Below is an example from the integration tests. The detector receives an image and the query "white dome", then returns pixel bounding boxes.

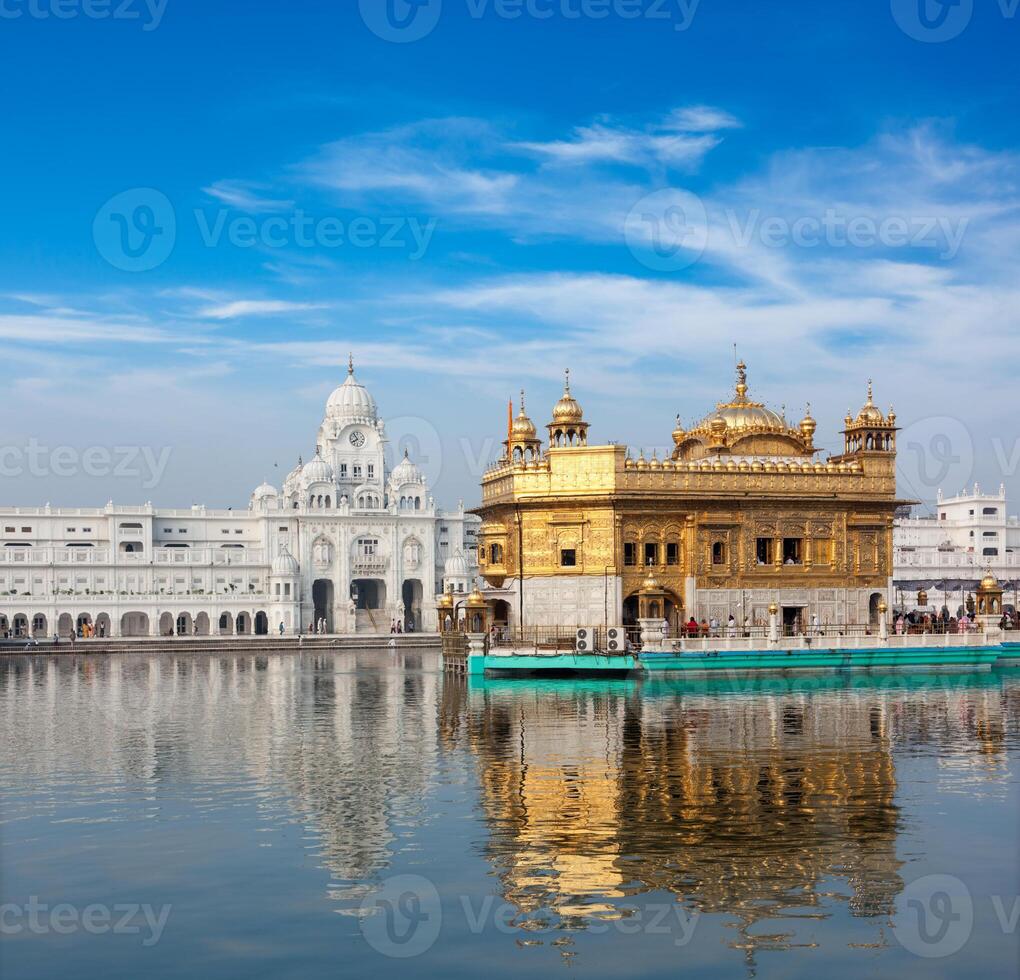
[271,547,300,577]
[301,451,334,485]
[444,549,469,577]
[389,449,424,487]
[283,458,304,493]
[251,481,278,500]
[326,357,377,423]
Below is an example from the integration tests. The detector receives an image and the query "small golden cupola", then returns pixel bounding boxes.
[671,414,686,448]
[505,390,543,464]
[799,403,817,449]
[547,369,589,447]
[841,380,898,454]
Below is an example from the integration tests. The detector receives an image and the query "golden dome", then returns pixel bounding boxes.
[855,380,885,424]
[466,587,488,609]
[672,414,685,443]
[511,390,537,439]
[694,362,789,437]
[551,369,584,424]
[640,573,662,593]
[799,403,817,439]
[980,570,1000,591]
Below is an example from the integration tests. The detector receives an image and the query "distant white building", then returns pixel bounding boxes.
[0,359,479,639]
[894,483,1019,614]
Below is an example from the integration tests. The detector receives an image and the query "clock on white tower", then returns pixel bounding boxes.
[349,431,366,448]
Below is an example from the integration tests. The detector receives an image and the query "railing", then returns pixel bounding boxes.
[0,547,266,565]
[664,621,983,640]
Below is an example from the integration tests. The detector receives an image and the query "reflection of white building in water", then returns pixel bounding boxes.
[0,359,479,638]
[894,484,1020,613]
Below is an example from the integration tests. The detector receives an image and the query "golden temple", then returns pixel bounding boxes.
[474,363,904,630]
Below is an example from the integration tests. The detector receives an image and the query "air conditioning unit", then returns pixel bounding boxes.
[605,626,625,653]
[575,627,593,653]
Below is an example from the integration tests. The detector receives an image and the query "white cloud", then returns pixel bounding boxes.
[302,118,519,215]
[196,300,328,320]
[513,124,720,169]
[203,180,295,212]
[664,105,742,133]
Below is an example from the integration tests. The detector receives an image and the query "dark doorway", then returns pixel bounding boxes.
[352,578,385,610]
[401,579,423,631]
[782,606,804,634]
[313,579,334,632]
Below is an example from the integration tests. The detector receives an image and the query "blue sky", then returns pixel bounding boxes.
[1,0,1018,510]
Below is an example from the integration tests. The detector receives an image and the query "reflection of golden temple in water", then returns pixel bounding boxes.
[454,681,913,960]
[2,653,1018,966]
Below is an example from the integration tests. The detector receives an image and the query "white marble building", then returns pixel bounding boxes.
[894,483,1019,613]
[0,360,479,639]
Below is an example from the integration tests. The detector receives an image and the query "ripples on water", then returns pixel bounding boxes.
[1,652,1018,979]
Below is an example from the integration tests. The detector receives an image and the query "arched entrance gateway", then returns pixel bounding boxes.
[312,579,334,632]
[492,600,511,631]
[869,593,884,628]
[402,579,423,631]
[624,587,682,630]
[121,612,149,637]
[352,579,386,609]
[254,611,269,636]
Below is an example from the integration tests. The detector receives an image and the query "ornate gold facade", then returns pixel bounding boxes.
[474,364,904,627]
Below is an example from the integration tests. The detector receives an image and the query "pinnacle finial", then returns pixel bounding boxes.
[519,388,526,414]
[735,360,748,401]
[564,368,571,394]
[348,352,354,375]
[867,378,873,402]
